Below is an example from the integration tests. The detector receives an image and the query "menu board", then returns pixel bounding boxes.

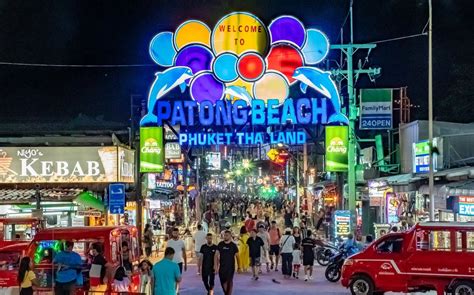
[334,210,351,238]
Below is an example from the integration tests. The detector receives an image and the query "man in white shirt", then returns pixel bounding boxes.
[279,228,296,279]
[166,228,187,274]
[193,224,207,275]
[257,225,271,272]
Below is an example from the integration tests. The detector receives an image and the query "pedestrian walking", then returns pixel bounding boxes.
[231,207,238,224]
[279,228,295,279]
[166,228,188,274]
[139,260,153,295]
[291,244,301,279]
[153,247,182,295]
[237,226,250,272]
[301,230,316,281]
[143,224,154,258]
[215,230,240,295]
[193,224,207,275]
[247,229,264,280]
[257,224,271,272]
[268,221,281,271]
[200,233,218,295]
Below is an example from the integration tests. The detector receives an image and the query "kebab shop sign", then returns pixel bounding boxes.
[0,146,134,183]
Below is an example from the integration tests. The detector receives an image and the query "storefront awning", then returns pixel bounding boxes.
[444,181,474,197]
[0,188,83,204]
[74,191,105,211]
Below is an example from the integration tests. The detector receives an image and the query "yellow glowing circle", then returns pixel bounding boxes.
[174,20,211,50]
[253,71,289,104]
[212,12,269,56]
[225,78,253,102]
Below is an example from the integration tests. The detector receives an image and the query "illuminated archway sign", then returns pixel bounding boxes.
[143,12,347,146]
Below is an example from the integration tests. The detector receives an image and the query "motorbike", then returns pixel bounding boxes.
[325,247,352,282]
[315,240,339,266]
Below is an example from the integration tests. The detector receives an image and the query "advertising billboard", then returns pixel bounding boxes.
[359,88,393,130]
[205,152,221,170]
[458,196,474,216]
[412,138,442,173]
[140,127,164,173]
[0,146,134,183]
[334,210,351,238]
[325,126,349,172]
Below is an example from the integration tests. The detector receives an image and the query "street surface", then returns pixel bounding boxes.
[176,264,437,295]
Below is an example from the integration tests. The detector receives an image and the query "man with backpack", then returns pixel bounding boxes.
[268,221,281,271]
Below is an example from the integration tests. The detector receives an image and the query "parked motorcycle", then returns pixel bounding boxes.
[325,248,350,282]
[315,241,339,266]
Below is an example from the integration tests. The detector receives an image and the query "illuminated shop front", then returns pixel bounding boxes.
[0,146,135,226]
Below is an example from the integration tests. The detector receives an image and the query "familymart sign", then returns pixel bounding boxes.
[359,89,393,130]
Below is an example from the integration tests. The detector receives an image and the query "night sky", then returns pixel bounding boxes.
[0,0,471,124]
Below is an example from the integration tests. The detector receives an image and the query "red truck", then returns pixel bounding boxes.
[341,222,474,295]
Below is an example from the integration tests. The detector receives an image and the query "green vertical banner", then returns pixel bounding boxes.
[325,126,349,172]
[140,127,164,173]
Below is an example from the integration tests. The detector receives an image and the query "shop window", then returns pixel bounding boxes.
[376,236,404,253]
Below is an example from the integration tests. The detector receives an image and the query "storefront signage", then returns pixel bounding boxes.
[386,192,400,224]
[325,126,349,172]
[165,142,181,159]
[458,196,474,216]
[334,210,351,238]
[109,183,125,214]
[0,146,134,184]
[206,152,221,170]
[140,127,164,172]
[142,12,348,146]
[156,181,174,189]
[77,210,102,217]
[412,138,442,173]
[359,88,393,130]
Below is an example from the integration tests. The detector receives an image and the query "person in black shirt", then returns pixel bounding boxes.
[246,229,264,280]
[200,233,218,295]
[89,242,109,290]
[301,230,316,281]
[214,230,239,295]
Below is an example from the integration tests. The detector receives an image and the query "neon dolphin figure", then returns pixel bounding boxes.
[224,85,253,105]
[292,67,349,124]
[140,66,193,126]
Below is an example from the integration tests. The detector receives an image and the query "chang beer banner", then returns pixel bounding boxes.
[140,127,164,172]
[360,89,393,130]
[325,126,349,172]
[0,146,134,183]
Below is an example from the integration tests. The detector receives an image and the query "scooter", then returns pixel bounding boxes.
[324,248,350,282]
[315,240,339,266]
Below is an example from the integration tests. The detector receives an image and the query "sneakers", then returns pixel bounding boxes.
[304,275,308,282]
[309,276,313,280]
[292,272,296,278]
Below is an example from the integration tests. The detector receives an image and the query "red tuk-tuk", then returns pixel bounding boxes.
[23,226,141,294]
[341,222,474,295]
[0,242,30,293]
[0,218,42,248]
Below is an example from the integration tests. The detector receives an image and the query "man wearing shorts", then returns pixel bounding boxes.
[247,229,264,280]
[301,230,316,281]
[215,231,240,295]
[268,221,281,271]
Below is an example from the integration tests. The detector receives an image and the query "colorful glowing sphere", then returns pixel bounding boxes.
[174,20,211,50]
[212,12,269,56]
[237,52,265,82]
[149,32,176,67]
[175,45,213,75]
[190,72,225,104]
[253,71,289,104]
[269,16,306,48]
[213,53,238,82]
[266,44,304,84]
[302,29,330,64]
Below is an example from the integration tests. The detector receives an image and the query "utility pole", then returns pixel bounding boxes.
[330,0,381,231]
[428,0,435,221]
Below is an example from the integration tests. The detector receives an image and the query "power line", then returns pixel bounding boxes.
[370,32,427,44]
[0,61,155,68]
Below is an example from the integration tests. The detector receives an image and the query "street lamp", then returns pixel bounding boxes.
[428,0,435,221]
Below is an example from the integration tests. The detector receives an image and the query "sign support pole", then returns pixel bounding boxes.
[330,1,380,232]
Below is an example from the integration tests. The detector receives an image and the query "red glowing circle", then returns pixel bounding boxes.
[266,44,304,84]
[237,53,265,81]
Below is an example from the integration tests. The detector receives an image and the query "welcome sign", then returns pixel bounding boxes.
[142,12,348,146]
